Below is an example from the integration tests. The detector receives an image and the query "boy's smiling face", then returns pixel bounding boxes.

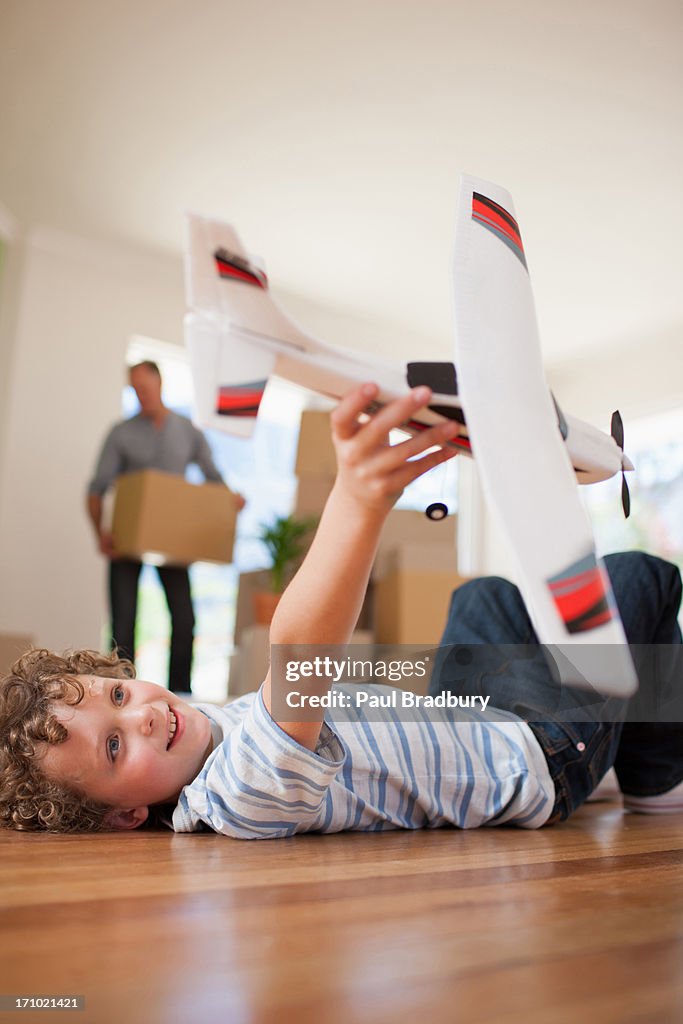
[40,676,214,829]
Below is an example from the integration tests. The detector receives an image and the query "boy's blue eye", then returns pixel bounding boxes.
[113,686,125,705]
[108,736,120,760]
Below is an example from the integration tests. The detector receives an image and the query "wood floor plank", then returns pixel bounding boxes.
[1,805,682,1023]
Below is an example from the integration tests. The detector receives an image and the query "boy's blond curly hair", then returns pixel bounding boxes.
[0,648,135,832]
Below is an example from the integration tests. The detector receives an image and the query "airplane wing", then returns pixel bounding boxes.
[184,212,460,435]
[452,175,637,696]
[184,213,630,480]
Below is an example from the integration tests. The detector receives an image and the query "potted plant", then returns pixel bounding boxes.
[252,514,317,624]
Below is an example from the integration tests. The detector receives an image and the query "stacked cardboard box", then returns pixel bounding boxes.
[293,409,376,636]
[229,570,272,697]
[374,509,456,579]
[112,470,237,566]
[230,420,465,693]
[295,411,337,477]
[293,410,336,518]
[229,624,270,698]
[373,511,465,646]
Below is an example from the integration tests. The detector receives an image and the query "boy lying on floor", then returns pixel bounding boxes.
[1,383,682,835]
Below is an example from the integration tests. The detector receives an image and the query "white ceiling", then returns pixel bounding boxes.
[1,0,681,363]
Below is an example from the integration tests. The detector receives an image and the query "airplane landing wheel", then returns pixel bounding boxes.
[425,502,448,521]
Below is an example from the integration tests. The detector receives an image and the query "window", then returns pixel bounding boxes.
[581,405,683,599]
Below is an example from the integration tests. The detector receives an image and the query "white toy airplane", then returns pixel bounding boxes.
[184,175,638,697]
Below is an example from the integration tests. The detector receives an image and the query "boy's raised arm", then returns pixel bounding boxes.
[263,381,460,751]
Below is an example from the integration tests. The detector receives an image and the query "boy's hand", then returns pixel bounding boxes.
[330,382,461,515]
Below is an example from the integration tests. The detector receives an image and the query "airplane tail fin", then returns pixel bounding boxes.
[185,314,275,437]
[184,212,329,436]
[185,212,316,350]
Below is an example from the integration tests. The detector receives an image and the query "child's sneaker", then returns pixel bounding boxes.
[622,778,683,814]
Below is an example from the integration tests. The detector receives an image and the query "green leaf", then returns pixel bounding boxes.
[258,514,318,592]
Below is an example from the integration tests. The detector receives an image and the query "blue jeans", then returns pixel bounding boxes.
[429,552,683,823]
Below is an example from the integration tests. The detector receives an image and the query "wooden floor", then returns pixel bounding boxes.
[1,803,682,1024]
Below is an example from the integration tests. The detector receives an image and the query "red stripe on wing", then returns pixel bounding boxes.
[216,385,264,416]
[214,259,266,289]
[472,198,523,251]
[552,573,608,623]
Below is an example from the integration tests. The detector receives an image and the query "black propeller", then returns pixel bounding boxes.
[610,410,631,519]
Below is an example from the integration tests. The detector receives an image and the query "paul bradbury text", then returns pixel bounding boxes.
[284,689,491,711]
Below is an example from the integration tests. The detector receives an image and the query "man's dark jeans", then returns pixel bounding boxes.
[109,558,195,693]
[429,552,683,823]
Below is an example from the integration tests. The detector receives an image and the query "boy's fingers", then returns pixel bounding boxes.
[331,383,379,441]
[389,445,458,492]
[360,419,460,479]
[354,386,433,450]
[379,419,461,467]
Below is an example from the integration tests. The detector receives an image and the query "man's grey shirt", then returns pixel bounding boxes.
[88,411,224,495]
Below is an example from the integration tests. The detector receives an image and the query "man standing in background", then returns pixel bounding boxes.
[87,360,245,693]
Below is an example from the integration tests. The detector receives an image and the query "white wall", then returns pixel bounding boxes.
[547,326,683,424]
[0,227,185,650]
[0,203,23,492]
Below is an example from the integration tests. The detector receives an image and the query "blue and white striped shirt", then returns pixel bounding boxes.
[172,684,555,838]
